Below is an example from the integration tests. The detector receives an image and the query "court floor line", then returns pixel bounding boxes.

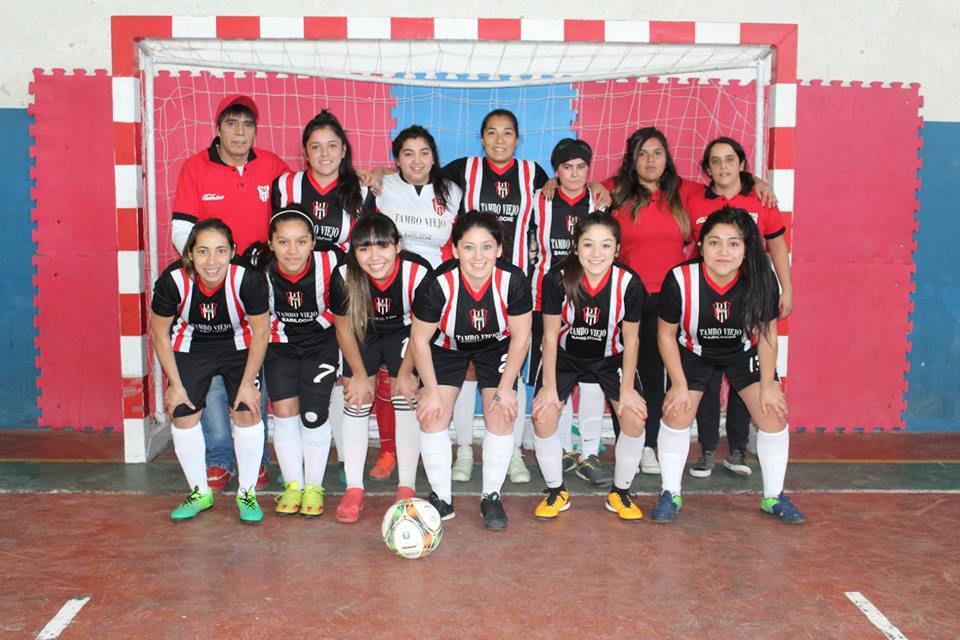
[845,592,908,640]
[35,596,90,640]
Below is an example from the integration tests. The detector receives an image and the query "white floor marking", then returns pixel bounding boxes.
[845,592,908,640]
[35,596,91,640]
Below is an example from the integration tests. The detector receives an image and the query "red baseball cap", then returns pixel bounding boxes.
[215,94,259,123]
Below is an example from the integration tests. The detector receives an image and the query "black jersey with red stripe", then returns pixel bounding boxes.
[270,173,372,248]
[152,259,269,353]
[329,250,431,335]
[541,262,646,359]
[526,187,601,310]
[413,259,532,352]
[659,259,778,360]
[443,156,549,273]
[265,244,344,350]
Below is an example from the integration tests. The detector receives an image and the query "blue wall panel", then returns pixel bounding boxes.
[0,108,39,427]
[905,121,960,431]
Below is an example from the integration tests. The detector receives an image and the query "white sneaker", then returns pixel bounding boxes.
[451,445,474,482]
[640,446,661,475]
[508,449,531,483]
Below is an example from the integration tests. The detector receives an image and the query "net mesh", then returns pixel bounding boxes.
[144,42,768,418]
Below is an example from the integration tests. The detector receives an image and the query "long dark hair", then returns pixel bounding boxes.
[301,110,364,216]
[345,214,402,340]
[699,206,778,338]
[700,136,755,196]
[451,210,504,247]
[561,212,621,311]
[392,125,450,208]
[611,126,690,238]
[246,205,317,273]
[182,218,235,279]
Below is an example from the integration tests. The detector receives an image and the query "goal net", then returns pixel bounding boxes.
[139,37,774,429]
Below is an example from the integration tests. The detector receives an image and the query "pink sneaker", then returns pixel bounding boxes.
[335,488,365,524]
[395,486,416,501]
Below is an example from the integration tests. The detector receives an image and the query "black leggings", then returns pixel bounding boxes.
[695,369,751,452]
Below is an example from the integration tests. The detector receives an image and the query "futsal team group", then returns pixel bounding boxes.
[151,93,804,531]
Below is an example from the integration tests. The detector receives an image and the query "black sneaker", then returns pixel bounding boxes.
[562,451,578,473]
[689,449,716,478]
[427,491,455,521]
[723,448,752,477]
[480,492,508,531]
[575,454,614,486]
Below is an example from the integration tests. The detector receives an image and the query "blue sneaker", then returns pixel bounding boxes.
[761,493,805,524]
[651,490,682,523]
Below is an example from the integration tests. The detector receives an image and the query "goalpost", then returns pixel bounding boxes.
[113,17,797,462]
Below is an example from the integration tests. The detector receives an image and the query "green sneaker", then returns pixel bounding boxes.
[236,488,263,523]
[170,487,213,522]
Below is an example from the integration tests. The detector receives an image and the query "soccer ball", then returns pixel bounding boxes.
[381,498,444,559]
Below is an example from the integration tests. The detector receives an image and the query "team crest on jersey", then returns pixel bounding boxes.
[470,308,488,332]
[713,301,731,323]
[432,197,445,216]
[582,306,601,326]
[287,291,304,309]
[199,302,218,321]
[566,215,579,236]
[257,185,270,202]
[495,181,510,199]
[375,297,392,315]
[313,200,329,220]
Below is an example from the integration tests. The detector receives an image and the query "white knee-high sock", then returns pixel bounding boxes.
[420,429,453,503]
[393,397,420,490]
[301,421,332,487]
[578,383,605,458]
[453,381,478,447]
[657,422,690,495]
[558,397,574,452]
[513,384,527,450]
[534,431,564,488]
[341,405,371,489]
[329,385,345,456]
[233,421,265,493]
[614,431,645,490]
[172,423,209,492]
[272,415,304,487]
[757,426,790,498]
[482,431,515,496]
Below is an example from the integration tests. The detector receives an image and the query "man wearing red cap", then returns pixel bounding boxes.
[171,94,291,491]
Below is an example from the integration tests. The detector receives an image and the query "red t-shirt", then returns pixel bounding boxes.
[608,178,698,294]
[172,140,290,252]
[683,184,786,244]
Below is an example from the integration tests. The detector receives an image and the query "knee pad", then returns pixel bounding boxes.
[301,405,331,428]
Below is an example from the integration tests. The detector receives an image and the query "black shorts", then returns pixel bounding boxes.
[265,334,339,427]
[431,340,515,390]
[342,327,409,378]
[679,346,775,393]
[525,311,543,386]
[536,350,642,403]
[172,347,252,418]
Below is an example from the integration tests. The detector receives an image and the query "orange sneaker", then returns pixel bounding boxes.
[336,488,365,523]
[395,486,416,501]
[368,451,397,481]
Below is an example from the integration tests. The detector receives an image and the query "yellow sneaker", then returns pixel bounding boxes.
[300,484,325,517]
[274,481,303,515]
[606,488,643,521]
[534,486,570,520]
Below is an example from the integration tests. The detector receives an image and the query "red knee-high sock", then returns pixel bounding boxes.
[374,369,396,456]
